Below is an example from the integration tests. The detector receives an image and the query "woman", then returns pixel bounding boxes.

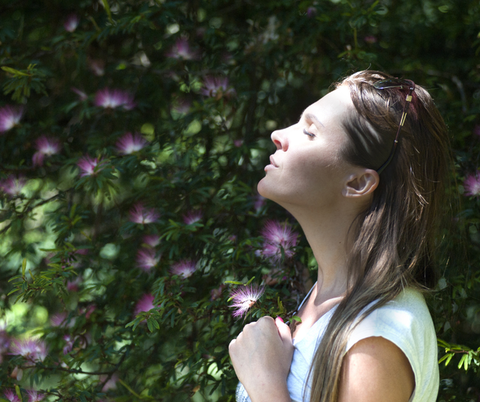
[229,70,449,402]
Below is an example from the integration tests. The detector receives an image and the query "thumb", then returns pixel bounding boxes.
[275,317,292,344]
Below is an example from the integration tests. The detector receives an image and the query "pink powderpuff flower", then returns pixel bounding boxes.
[95,88,135,110]
[3,389,20,402]
[142,234,161,248]
[136,248,160,271]
[33,135,61,166]
[170,260,197,278]
[10,338,47,362]
[230,285,265,318]
[26,390,45,402]
[129,203,160,224]
[166,38,199,60]
[201,76,235,99]
[183,210,202,225]
[71,87,88,101]
[0,105,24,133]
[464,173,480,196]
[261,220,298,262]
[0,174,27,197]
[64,14,79,32]
[116,132,148,155]
[134,293,156,316]
[77,155,106,177]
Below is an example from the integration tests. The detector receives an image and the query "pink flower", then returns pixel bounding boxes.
[136,248,160,271]
[63,335,76,355]
[0,174,27,197]
[3,389,20,402]
[201,76,235,99]
[464,173,480,196]
[230,285,264,318]
[261,220,298,262]
[116,132,148,155]
[210,284,225,300]
[183,210,202,225]
[64,14,79,32]
[94,88,135,110]
[26,390,45,402]
[71,87,88,101]
[129,203,160,224]
[10,338,47,362]
[166,38,199,60]
[77,155,105,177]
[0,105,23,133]
[33,135,61,166]
[142,234,161,248]
[134,293,156,316]
[170,260,197,278]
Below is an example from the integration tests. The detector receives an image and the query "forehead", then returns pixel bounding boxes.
[301,85,353,124]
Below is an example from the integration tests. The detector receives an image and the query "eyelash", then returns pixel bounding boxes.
[303,129,315,138]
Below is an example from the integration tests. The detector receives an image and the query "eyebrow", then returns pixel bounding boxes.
[302,112,325,128]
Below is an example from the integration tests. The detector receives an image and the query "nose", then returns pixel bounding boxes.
[271,129,288,152]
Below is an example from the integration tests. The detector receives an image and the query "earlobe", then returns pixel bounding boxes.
[343,169,379,198]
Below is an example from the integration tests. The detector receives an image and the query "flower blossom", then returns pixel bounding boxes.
[0,105,24,133]
[201,76,235,99]
[261,220,298,262]
[129,203,160,224]
[33,135,61,166]
[136,248,160,271]
[77,155,105,177]
[116,132,148,154]
[3,389,20,402]
[10,338,47,362]
[230,285,265,318]
[27,390,45,402]
[464,173,480,196]
[0,175,27,197]
[134,293,156,316]
[170,260,197,278]
[95,88,135,110]
[142,234,161,248]
[183,210,202,225]
[166,38,199,60]
[64,14,79,32]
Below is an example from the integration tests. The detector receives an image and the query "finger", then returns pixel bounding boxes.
[275,317,293,344]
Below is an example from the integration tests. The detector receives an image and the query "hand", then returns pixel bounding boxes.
[229,316,294,402]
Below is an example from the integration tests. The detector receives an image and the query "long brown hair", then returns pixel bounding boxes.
[307,70,450,401]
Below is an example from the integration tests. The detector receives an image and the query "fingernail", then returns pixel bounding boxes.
[276,317,284,323]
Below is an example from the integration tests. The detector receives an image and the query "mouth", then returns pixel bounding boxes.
[264,155,278,172]
[269,155,278,167]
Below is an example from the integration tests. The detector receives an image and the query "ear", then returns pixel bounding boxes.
[342,169,379,198]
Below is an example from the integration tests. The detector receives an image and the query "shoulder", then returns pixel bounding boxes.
[339,336,414,402]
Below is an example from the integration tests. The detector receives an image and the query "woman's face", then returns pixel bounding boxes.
[258,85,356,211]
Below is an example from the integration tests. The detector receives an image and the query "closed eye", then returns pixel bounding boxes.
[303,129,315,138]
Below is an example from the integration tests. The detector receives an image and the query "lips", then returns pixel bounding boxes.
[269,155,278,167]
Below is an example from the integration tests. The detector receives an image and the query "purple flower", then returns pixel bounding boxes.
[230,285,264,318]
[170,260,197,278]
[142,234,161,248]
[3,389,20,402]
[27,390,45,402]
[0,105,23,133]
[166,38,199,60]
[183,210,202,225]
[0,174,27,197]
[95,88,135,110]
[116,132,148,155]
[63,335,76,355]
[464,173,480,196]
[201,76,235,99]
[10,338,47,362]
[129,203,160,224]
[77,155,106,177]
[71,87,88,101]
[64,14,79,32]
[134,293,156,316]
[33,135,61,166]
[136,248,160,271]
[261,220,298,262]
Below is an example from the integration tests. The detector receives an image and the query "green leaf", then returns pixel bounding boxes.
[291,316,302,323]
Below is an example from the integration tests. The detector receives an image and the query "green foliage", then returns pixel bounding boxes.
[0,0,479,401]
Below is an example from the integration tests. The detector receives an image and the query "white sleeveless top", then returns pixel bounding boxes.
[236,286,439,402]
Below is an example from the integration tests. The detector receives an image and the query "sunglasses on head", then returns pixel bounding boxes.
[372,78,416,174]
